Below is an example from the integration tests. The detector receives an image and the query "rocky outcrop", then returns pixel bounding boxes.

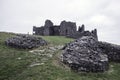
[5,35,47,49]
[61,36,109,72]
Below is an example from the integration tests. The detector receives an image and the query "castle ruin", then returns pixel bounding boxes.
[33,20,98,39]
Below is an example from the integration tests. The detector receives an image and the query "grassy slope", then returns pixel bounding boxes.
[0,32,120,80]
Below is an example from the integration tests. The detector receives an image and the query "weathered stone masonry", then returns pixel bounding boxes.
[33,20,98,39]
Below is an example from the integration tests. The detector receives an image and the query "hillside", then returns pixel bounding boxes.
[0,32,120,80]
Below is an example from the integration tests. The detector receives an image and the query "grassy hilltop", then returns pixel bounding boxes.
[0,32,120,80]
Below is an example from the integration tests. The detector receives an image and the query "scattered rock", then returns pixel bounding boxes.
[48,45,64,51]
[55,45,64,50]
[17,57,22,60]
[5,34,47,49]
[29,63,44,67]
[49,47,57,51]
[29,45,61,67]
[29,49,45,53]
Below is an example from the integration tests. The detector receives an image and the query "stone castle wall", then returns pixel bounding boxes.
[33,20,98,39]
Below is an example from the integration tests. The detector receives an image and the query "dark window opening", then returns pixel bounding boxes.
[66,29,68,35]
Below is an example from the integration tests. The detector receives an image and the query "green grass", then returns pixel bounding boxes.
[39,36,73,45]
[0,32,120,80]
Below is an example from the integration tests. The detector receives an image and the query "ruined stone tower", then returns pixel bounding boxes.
[59,21,77,36]
[43,20,53,36]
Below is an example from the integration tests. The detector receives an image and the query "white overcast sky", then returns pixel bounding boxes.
[0,0,120,44]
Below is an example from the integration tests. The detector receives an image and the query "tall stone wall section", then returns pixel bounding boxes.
[33,26,44,35]
[59,21,76,36]
[43,20,54,36]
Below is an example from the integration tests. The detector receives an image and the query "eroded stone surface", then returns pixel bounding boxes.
[5,35,47,49]
[98,41,120,62]
[61,36,109,72]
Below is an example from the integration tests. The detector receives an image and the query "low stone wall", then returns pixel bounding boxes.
[98,41,120,62]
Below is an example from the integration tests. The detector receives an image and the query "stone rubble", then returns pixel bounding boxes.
[29,63,44,67]
[61,36,120,72]
[5,34,47,49]
[61,36,109,72]
[29,45,63,67]
[98,41,120,62]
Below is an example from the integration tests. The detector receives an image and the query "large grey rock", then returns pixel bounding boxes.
[5,35,47,49]
[61,36,109,72]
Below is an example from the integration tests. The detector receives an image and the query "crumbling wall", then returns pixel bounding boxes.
[53,26,60,35]
[33,26,44,35]
[44,20,53,36]
[78,24,85,33]
[33,20,98,39]
[59,21,77,36]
